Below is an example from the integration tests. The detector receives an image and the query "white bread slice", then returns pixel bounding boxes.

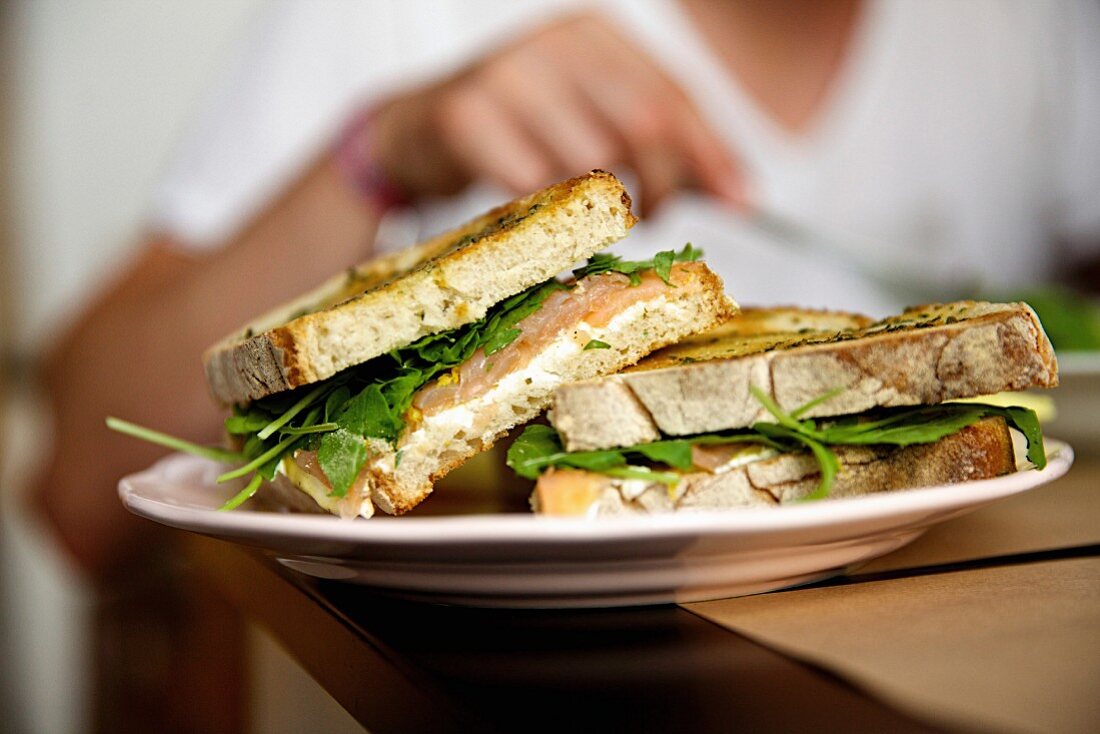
[283,262,735,517]
[535,416,1015,516]
[550,301,1058,452]
[203,170,637,405]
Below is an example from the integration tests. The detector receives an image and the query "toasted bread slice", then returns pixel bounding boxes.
[204,170,637,405]
[535,416,1016,515]
[281,261,736,517]
[676,305,872,343]
[550,301,1058,452]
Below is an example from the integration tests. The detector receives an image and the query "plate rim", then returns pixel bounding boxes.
[118,440,1074,546]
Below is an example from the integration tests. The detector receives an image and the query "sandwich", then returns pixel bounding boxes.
[109,170,737,516]
[507,302,1059,516]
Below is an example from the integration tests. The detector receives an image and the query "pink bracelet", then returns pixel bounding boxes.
[334,106,411,214]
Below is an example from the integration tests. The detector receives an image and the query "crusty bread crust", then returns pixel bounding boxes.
[537,416,1016,515]
[372,262,735,515]
[550,301,1058,452]
[204,170,637,405]
[284,262,736,517]
[676,305,873,342]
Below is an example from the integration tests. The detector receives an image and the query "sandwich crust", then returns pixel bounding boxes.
[373,262,735,515]
[203,170,637,405]
[285,261,736,517]
[550,301,1058,452]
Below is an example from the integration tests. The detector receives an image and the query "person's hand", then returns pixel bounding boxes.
[370,13,745,215]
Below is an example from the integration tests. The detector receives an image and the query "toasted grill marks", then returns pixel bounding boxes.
[551,301,1058,451]
[268,327,305,389]
[203,170,637,405]
[618,187,636,225]
[370,262,734,516]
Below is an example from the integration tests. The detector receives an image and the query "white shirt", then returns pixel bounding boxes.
[149,0,1100,316]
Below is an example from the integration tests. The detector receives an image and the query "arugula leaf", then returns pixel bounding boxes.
[603,466,683,486]
[749,386,811,432]
[324,386,351,422]
[483,328,522,355]
[224,414,269,435]
[815,407,985,446]
[652,250,675,285]
[990,405,1047,469]
[278,422,339,436]
[753,422,839,500]
[789,387,845,419]
[116,273,581,509]
[559,451,630,473]
[506,425,563,479]
[339,385,402,442]
[257,384,326,440]
[218,454,282,511]
[483,280,570,356]
[317,428,368,497]
[106,417,246,463]
[802,403,1046,468]
[506,424,629,477]
[633,440,695,470]
[217,434,298,482]
[509,428,704,479]
[379,371,424,420]
[571,243,703,283]
[797,435,839,501]
[571,252,622,280]
[678,242,703,262]
[508,391,1049,503]
[219,473,264,512]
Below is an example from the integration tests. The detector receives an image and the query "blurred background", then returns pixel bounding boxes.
[1,1,1097,732]
[1,2,361,732]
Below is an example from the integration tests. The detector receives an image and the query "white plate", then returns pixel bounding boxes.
[119,441,1074,608]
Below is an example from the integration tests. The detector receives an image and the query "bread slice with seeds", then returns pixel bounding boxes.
[549,301,1058,452]
[203,170,638,405]
[283,261,735,517]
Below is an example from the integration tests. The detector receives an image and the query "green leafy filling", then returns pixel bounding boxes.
[506,389,1046,502]
[221,276,571,499]
[107,245,701,507]
[572,242,702,285]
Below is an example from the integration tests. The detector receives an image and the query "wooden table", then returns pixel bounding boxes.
[165,454,1099,734]
[185,536,940,733]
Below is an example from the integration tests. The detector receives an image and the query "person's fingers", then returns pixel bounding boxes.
[631,140,690,216]
[480,52,619,176]
[561,16,746,210]
[585,76,747,213]
[371,91,470,196]
[561,51,689,208]
[569,71,689,213]
[388,11,749,207]
[670,108,748,209]
[434,84,553,193]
